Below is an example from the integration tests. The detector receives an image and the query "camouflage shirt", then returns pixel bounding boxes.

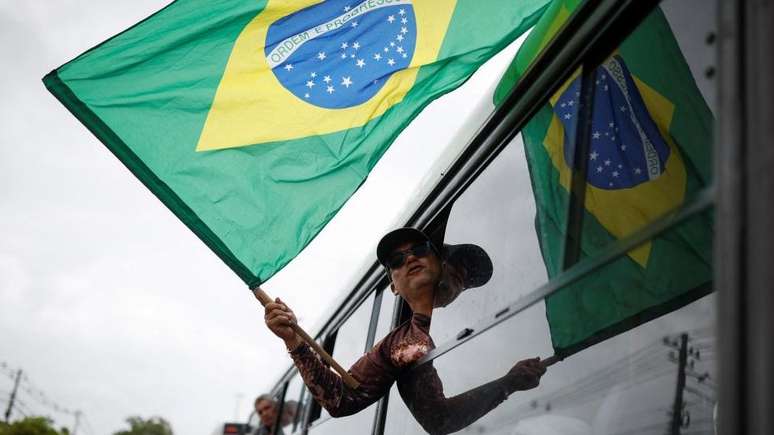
[289,313,513,435]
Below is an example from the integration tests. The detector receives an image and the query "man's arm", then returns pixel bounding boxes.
[265,299,396,417]
[397,358,546,435]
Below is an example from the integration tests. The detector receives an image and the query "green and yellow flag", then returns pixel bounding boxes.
[44,0,549,286]
[494,1,713,355]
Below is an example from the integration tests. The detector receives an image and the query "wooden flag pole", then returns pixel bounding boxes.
[541,355,562,367]
[252,286,360,390]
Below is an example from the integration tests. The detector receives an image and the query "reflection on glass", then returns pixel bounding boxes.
[555,0,716,265]
[385,276,714,434]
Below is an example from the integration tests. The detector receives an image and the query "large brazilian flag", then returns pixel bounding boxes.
[44,0,549,286]
[494,0,713,355]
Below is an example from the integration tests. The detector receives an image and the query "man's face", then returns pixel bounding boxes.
[255,399,277,427]
[389,241,442,302]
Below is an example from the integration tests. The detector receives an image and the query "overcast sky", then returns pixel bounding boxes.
[0,2,525,434]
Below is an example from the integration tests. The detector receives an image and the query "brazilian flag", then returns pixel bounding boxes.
[494,0,713,355]
[44,0,549,286]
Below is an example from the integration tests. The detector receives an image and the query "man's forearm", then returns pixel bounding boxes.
[289,343,345,414]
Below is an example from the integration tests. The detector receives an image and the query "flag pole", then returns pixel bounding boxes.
[253,286,361,390]
[541,355,562,367]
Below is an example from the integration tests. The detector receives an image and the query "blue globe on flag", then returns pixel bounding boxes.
[555,56,671,190]
[265,0,417,109]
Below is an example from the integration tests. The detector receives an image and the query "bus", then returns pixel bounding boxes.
[252,1,771,434]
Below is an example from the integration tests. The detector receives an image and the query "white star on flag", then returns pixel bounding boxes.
[356,59,365,68]
[388,15,395,23]
[344,5,351,11]
[353,42,360,50]
[373,53,382,60]
[310,72,316,78]
[604,159,611,166]
[590,151,599,160]
[326,85,334,94]
[396,47,404,53]
[564,113,572,119]
[341,42,348,49]
[401,27,408,34]
[317,52,326,60]
[401,18,408,24]
[306,80,315,88]
[323,75,331,83]
[341,77,353,88]
[396,34,404,42]
[284,64,293,71]
[399,8,405,15]
[593,131,600,139]
[387,58,395,66]
[351,21,358,28]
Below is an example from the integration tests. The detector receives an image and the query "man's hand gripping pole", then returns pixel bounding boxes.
[253,286,360,389]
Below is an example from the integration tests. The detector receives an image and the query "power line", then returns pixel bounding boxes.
[0,360,90,432]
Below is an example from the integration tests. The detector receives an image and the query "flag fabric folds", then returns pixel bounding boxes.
[44,0,549,286]
[494,0,713,355]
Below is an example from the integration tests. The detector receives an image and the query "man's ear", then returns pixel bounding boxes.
[390,282,397,295]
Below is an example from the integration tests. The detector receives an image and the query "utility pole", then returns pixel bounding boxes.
[4,369,22,423]
[72,410,82,435]
[669,333,689,435]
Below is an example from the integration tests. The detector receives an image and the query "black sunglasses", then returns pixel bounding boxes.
[386,241,435,269]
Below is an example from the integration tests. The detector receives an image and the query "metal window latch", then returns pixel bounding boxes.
[456,327,474,340]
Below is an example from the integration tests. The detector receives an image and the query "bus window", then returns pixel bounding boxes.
[283,373,305,433]
[374,286,398,342]
[331,295,376,368]
[308,294,379,434]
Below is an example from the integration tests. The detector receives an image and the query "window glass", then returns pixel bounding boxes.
[430,109,583,344]
[309,294,378,433]
[384,210,715,435]
[283,374,305,433]
[374,286,397,342]
[332,294,376,367]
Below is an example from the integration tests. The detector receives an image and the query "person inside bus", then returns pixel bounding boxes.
[264,227,546,435]
[253,394,297,435]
